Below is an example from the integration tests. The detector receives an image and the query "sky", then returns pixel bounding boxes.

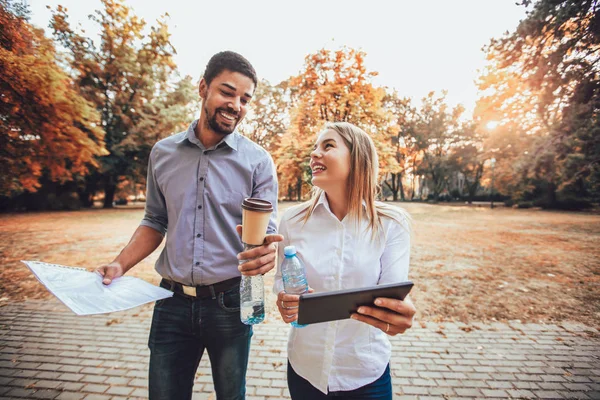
[27,0,528,117]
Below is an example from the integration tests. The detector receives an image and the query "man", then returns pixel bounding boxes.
[97,51,282,400]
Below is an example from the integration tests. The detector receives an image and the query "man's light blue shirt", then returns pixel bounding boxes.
[141,120,278,286]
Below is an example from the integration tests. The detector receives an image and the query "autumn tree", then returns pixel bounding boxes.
[383,91,486,202]
[274,102,320,200]
[477,0,599,207]
[382,92,421,201]
[50,0,189,207]
[0,0,107,201]
[238,79,290,153]
[448,122,487,203]
[118,75,199,200]
[411,92,465,200]
[274,48,399,200]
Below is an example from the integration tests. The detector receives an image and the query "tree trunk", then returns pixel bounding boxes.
[410,157,417,200]
[78,190,94,208]
[398,175,405,201]
[431,172,440,201]
[78,177,97,208]
[383,174,399,201]
[296,176,302,202]
[103,177,116,208]
[547,182,557,207]
[467,182,478,204]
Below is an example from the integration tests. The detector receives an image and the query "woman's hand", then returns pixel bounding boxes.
[276,288,314,324]
[351,295,416,336]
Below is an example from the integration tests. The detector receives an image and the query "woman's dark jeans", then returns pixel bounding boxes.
[288,361,392,400]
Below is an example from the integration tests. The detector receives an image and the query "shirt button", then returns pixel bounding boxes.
[199,177,204,181]
[195,262,200,266]
[196,233,201,238]
[198,205,202,209]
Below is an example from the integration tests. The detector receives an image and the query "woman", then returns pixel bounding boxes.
[273,122,416,399]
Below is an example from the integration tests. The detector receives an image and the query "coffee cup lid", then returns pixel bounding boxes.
[242,198,273,212]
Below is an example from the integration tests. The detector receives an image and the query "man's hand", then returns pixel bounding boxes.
[96,261,124,285]
[351,295,416,336]
[236,225,284,276]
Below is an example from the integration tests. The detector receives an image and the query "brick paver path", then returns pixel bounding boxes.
[1,299,599,399]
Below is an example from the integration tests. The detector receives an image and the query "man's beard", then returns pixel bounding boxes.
[206,105,239,136]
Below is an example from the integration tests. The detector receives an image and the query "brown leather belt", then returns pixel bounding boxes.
[163,276,241,298]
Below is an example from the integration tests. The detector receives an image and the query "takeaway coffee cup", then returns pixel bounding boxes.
[241,198,273,246]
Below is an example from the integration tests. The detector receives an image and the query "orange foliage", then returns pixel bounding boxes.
[0,3,107,196]
[49,0,182,207]
[273,48,399,200]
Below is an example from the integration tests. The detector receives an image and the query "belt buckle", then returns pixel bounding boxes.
[182,284,196,297]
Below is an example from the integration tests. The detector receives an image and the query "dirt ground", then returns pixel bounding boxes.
[1,202,598,328]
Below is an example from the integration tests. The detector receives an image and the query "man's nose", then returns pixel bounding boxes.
[229,97,241,112]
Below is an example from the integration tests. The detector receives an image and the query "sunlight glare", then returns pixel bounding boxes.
[486,121,499,130]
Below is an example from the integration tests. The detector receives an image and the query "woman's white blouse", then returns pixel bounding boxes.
[274,193,411,394]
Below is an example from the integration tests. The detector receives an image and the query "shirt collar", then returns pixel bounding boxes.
[314,191,368,216]
[314,191,330,212]
[175,119,239,151]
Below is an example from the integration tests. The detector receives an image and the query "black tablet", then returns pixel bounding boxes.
[297,281,414,325]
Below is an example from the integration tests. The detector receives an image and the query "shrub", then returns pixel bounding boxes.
[516,201,534,209]
[59,193,81,210]
[553,197,591,211]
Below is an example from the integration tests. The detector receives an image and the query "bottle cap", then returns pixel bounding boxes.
[283,245,296,256]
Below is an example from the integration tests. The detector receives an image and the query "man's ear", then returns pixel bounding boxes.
[199,78,207,100]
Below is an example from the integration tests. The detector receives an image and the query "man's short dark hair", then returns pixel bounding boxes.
[203,51,258,88]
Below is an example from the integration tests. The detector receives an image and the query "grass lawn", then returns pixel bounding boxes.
[1,202,598,327]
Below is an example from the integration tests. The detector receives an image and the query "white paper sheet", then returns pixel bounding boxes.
[21,260,173,315]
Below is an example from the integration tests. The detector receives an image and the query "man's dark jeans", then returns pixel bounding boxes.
[288,362,392,400]
[148,281,252,400]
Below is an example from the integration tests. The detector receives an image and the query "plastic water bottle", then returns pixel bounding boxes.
[281,245,309,328]
[239,244,265,325]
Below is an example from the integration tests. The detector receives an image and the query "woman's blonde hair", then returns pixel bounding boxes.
[298,122,409,239]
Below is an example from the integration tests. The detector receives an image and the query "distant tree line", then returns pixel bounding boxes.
[1,0,597,211]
